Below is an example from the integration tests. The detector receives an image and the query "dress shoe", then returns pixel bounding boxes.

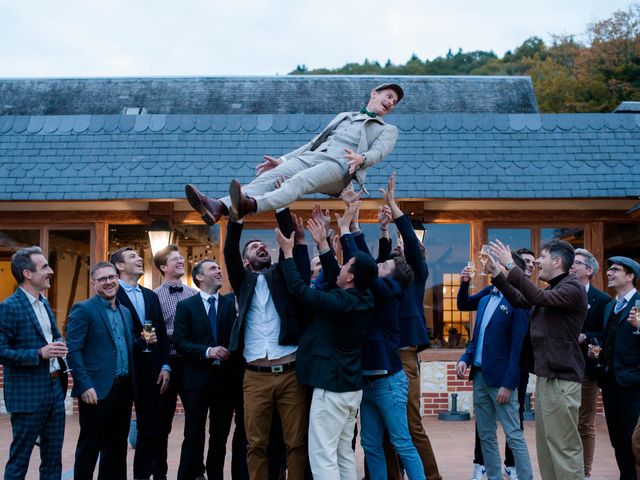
[185,184,228,226]
[229,179,257,220]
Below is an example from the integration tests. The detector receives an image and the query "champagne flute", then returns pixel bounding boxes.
[142,321,153,353]
[54,337,72,373]
[479,245,491,276]
[467,261,476,278]
[633,300,640,336]
[590,338,603,368]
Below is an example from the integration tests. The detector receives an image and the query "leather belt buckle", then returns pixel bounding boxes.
[271,365,284,374]
[50,370,60,380]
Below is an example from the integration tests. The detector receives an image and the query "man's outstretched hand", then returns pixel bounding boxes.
[275,228,295,258]
[256,155,283,176]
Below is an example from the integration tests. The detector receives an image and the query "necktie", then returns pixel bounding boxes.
[169,285,184,294]
[359,107,378,118]
[207,296,218,345]
[614,298,627,314]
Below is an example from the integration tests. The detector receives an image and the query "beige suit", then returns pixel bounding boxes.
[219,112,398,213]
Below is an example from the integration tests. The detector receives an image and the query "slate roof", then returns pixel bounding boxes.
[0,76,538,115]
[0,112,638,202]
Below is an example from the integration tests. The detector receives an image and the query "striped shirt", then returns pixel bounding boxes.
[154,281,199,356]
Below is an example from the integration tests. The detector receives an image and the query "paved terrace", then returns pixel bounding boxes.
[0,414,618,479]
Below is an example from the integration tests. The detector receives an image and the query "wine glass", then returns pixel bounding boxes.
[479,245,491,276]
[590,338,603,368]
[54,337,72,373]
[633,300,640,336]
[467,261,476,278]
[142,321,153,353]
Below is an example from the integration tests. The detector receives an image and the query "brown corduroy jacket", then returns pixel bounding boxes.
[492,266,588,383]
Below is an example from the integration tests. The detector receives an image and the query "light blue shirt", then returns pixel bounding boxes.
[119,280,146,322]
[474,291,503,367]
[99,297,129,377]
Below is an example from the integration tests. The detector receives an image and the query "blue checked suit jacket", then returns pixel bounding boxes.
[0,288,66,413]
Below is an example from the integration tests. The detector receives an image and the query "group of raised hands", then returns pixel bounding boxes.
[274,172,401,256]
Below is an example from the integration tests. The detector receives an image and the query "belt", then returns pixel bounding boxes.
[364,372,393,383]
[113,376,129,384]
[50,370,61,380]
[246,361,295,374]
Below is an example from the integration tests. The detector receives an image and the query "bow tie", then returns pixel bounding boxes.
[169,285,184,294]
[359,107,377,118]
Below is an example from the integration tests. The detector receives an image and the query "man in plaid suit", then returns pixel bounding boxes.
[0,246,68,480]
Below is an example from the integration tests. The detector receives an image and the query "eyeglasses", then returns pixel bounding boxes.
[94,274,117,284]
[607,266,625,273]
[573,260,589,268]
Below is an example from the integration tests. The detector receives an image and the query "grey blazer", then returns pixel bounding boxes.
[282,112,398,192]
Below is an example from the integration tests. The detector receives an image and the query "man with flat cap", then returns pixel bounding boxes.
[185,83,403,224]
[593,256,640,480]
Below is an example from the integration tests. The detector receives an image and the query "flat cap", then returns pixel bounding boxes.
[373,83,404,102]
[608,256,640,279]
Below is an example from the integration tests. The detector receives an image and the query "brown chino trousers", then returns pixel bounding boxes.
[243,369,308,480]
[578,377,600,476]
[385,348,442,480]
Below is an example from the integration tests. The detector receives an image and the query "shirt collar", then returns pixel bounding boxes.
[20,287,47,306]
[617,288,637,304]
[200,291,219,302]
[119,279,141,293]
[97,295,119,309]
[547,272,570,288]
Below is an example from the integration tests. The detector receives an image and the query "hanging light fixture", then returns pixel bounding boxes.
[410,219,426,243]
[148,220,172,256]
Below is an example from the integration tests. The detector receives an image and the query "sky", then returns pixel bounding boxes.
[0,0,635,77]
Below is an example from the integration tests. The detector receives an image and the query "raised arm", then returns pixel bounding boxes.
[223,220,247,293]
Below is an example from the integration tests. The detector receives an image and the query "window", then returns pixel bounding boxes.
[487,228,532,250]
[0,229,41,301]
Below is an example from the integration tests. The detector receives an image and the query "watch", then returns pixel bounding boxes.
[358,153,367,170]
[505,262,515,271]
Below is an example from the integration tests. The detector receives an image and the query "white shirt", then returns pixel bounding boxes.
[21,288,59,373]
[200,291,220,359]
[243,274,297,363]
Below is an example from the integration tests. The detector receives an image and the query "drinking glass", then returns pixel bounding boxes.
[54,337,72,373]
[142,321,153,353]
[633,300,640,336]
[479,245,491,276]
[590,338,603,368]
[467,261,476,278]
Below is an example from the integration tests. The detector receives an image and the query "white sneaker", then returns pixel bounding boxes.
[503,466,518,480]
[471,463,486,480]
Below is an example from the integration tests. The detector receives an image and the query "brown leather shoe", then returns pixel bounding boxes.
[184,184,228,226]
[229,180,257,220]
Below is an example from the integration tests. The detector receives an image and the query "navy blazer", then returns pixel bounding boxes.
[458,282,528,389]
[0,288,68,412]
[580,285,611,381]
[280,254,373,392]
[67,295,135,400]
[340,232,404,373]
[379,214,430,350]
[116,284,169,380]
[601,290,640,387]
[225,217,310,353]
[173,292,243,390]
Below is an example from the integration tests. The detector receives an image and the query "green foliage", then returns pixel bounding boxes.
[289,3,640,112]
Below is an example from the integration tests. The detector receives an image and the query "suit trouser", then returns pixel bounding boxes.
[534,377,583,480]
[308,388,362,480]
[74,379,133,480]
[219,153,348,213]
[473,372,532,480]
[134,374,164,479]
[243,369,308,480]
[601,376,640,480]
[178,369,245,480]
[578,376,600,476]
[5,377,65,480]
[474,370,528,468]
[632,417,640,480]
[385,348,442,480]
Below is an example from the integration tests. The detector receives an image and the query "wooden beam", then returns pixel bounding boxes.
[588,222,605,289]
[94,223,108,263]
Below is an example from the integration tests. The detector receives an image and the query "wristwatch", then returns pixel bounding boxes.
[505,262,515,271]
[358,153,367,170]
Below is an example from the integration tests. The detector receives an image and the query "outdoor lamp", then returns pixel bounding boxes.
[148,220,172,256]
[411,219,426,243]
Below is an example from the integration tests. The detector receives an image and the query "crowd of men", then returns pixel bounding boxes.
[1,82,639,480]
